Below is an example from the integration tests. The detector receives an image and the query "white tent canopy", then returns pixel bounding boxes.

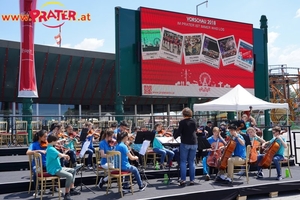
[193,84,289,112]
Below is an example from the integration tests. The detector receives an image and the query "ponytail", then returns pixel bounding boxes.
[33,130,47,142]
[100,129,114,140]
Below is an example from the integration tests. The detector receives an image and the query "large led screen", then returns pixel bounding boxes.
[140,7,254,97]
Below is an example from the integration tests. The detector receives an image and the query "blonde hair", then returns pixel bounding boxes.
[213,127,219,132]
[246,127,255,133]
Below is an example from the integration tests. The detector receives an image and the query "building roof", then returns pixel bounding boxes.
[0,39,192,105]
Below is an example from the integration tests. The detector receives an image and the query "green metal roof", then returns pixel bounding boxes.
[0,39,195,105]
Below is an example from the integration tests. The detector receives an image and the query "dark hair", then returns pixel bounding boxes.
[50,123,62,132]
[110,123,118,128]
[47,134,59,143]
[100,130,114,140]
[182,107,193,118]
[117,131,128,143]
[228,124,237,130]
[154,123,162,130]
[120,120,128,127]
[33,130,47,142]
[65,125,73,130]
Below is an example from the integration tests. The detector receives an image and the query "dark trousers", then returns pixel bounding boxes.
[85,147,95,166]
[66,150,77,166]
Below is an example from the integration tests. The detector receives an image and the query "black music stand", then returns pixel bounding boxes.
[79,128,88,142]
[134,131,146,144]
[198,137,212,150]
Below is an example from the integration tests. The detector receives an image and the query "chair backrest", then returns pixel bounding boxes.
[95,147,100,164]
[284,143,290,158]
[106,151,121,175]
[0,121,7,133]
[16,121,28,132]
[245,145,251,163]
[33,152,44,178]
[28,155,33,172]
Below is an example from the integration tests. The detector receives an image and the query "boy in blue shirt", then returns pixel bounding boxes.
[115,131,147,191]
[216,124,246,182]
[256,126,287,180]
[46,134,81,200]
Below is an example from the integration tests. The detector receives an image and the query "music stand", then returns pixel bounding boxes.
[79,128,88,142]
[78,140,95,193]
[134,131,146,144]
[198,137,211,150]
[143,131,155,143]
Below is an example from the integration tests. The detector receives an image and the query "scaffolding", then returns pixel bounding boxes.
[269,64,300,124]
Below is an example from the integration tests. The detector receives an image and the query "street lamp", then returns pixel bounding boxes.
[196,0,208,15]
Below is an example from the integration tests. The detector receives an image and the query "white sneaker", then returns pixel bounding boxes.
[237,170,245,176]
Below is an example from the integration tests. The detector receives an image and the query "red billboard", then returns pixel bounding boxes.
[140,7,254,97]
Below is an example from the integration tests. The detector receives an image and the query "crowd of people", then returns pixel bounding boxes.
[26,107,288,199]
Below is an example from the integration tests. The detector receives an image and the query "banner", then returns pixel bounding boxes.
[140,7,254,97]
[18,0,38,98]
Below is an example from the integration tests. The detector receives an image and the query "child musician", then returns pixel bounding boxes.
[216,124,246,182]
[203,127,227,181]
[97,130,114,188]
[84,122,95,170]
[46,134,81,200]
[26,130,48,192]
[152,123,175,169]
[115,131,147,191]
[256,126,287,180]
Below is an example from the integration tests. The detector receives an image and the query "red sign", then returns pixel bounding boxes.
[18,0,38,98]
[140,7,254,97]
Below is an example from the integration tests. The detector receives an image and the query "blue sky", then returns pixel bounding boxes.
[0,0,300,67]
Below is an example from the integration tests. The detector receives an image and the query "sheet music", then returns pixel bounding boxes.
[139,140,150,156]
[156,137,181,144]
[79,140,90,158]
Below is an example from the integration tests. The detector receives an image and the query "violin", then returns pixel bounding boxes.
[69,132,80,141]
[87,129,100,140]
[158,130,173,137]
[57,132,68,139]
[108,138,117,147]
[40,141,48,148]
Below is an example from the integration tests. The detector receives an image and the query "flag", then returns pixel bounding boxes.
[54,33,61,45]
[18,0,38,98]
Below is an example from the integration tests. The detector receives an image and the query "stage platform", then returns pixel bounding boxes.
[0,166,300,200]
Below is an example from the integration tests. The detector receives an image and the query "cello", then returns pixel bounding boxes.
[258,139,280,168]
[249,139,260,164]
[218,137,236,170]
[207,139,225,168]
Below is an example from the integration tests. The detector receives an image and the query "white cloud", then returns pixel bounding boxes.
[268,32,280,59]
[46,38,104,51]
[74,38,104,51]
[295,8,300,18]
[278,47,300,66]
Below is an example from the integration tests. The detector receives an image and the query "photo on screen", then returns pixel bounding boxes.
[234,39,254,72]
[199,34,221,68]
[141,28,161,60]
[183,33,202,65]
[218,35,237,66]
[159,27,184,64]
